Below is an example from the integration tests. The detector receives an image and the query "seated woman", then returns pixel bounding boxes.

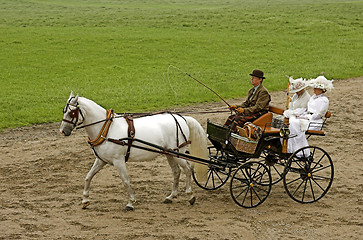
[273,77,310,127]
[285,77,310,114]
[284,76,334,156]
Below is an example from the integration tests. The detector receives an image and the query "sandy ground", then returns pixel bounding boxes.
[1,77,362,239]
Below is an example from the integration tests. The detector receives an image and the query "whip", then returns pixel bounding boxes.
[168,65,231,107]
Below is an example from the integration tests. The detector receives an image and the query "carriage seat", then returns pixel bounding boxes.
[268,105,285,115]
[252,106,331,136]
[252,112,280,135]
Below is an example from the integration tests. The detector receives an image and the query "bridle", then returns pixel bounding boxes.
[62,99,84,127]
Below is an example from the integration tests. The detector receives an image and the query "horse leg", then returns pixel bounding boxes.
[82,158,106,209]
[176,158,196,205]
[164,156,181,204]
[113,160,135,211]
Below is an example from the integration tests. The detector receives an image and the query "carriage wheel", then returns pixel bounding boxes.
[283,146,334,203]
[192,163,231,190]
[192,147,231,190]
[259,150,286,185]
[230,161,271,208]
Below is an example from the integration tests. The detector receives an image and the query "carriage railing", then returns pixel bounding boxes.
[305,111,331,138]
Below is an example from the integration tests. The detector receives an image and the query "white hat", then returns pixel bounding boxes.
[289,77,309,93]
[309,76,334,91]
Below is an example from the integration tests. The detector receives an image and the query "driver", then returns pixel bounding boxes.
[225,69,271,132]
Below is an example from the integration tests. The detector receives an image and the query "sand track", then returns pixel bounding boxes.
[1,77,362,239]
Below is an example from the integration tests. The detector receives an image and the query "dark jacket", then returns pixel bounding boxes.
[240,84,271,114]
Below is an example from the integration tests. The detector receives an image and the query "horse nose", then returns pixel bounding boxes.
[60,129,70,136]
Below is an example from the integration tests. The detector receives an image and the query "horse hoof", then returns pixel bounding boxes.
[163,199,173,204]
[81,201,90,209]
[189,196,196,205]
[124,206,134,211]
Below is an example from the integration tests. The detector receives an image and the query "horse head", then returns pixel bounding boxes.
[60,91,84,136]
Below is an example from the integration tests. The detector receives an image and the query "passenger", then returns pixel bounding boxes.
[284,76,334,155]
[225,69,271,132]
[274,77,310,128]
[285,77,311,113]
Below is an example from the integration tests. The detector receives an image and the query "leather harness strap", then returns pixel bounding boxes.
[88,109,114,147]
[169,114,190,151]
[124,114,135,162]
[88,111,191,163]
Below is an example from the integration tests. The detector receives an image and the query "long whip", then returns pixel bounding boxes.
[168,65,231,107]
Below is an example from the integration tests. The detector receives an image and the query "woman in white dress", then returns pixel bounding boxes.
[274,77,310,128]
[284,76,334,155]
[285,77,311,113]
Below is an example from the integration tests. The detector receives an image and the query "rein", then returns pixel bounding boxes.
[78,109,229,131]
[116,109,230,117]
[77,114,117,130]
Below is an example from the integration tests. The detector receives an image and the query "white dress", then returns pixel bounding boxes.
[288,90,311,111]
[275,90,310,126]
[286,94,329,155]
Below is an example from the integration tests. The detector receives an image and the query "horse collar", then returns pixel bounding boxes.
[87,109,114,147]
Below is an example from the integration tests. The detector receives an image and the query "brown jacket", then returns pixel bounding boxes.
[240,84,271,114]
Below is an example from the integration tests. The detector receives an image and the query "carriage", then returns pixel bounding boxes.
[60,92,334,210]
[191,106,334,208]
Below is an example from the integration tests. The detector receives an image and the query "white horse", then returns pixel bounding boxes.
[59,91,208,210]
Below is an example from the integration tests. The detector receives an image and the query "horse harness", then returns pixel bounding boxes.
[62,98,84,127]
[87,110,190,163]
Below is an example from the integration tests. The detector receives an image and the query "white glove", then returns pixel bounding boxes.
[283,110,292,118]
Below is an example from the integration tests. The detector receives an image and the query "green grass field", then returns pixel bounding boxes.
[0,0,362,130]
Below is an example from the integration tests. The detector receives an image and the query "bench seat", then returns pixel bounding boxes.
[252,106,331,137]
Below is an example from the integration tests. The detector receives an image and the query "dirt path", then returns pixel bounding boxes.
[1,77,362,239]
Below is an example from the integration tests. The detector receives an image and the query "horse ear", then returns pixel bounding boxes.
[70,90,75,98]
[73,93,79,103]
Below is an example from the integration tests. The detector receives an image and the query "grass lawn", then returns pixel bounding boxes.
[0,0,362,129]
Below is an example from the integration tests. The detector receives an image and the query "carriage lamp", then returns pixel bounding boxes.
[280,126,290,138]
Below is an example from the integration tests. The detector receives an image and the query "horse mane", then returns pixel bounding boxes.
[78,97,106,113]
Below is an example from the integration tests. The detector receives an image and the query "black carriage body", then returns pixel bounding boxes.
[206,121,282,159]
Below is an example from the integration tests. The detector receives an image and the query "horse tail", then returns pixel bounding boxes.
[184,116,209,181]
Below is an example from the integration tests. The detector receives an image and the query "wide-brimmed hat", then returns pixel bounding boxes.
[249,69,265,79]
[309,76,334,92]
[289,77,309,93]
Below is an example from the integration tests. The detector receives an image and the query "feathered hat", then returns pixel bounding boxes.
[289,77,309,93]
[309,76,334,92]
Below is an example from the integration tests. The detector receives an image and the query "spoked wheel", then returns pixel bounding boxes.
[230,161,272,208]
[192,148,231,190]
[283,146,334,203]
[193,164,231,190]
[259,150,287,185]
